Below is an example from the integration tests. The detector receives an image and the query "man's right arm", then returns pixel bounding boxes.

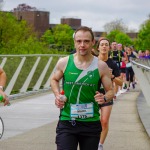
[50,57,67,96]
[50,56,68,108]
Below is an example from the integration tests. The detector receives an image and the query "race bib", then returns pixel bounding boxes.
[70,103,94,119]
[126,62,132,68]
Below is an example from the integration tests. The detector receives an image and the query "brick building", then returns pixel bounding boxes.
[13,4,49,37]
[11,4,138,40]
[61,17,81,30]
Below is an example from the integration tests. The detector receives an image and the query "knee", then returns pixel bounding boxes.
[101,118,109,129]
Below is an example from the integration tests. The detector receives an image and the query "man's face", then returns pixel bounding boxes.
[74,31,94,56]
[111,42,117,50]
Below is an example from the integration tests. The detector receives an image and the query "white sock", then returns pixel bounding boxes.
[99,143,103,146]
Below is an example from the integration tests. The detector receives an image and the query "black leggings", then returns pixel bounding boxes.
[126,67,134,82]
[56,120,101,150]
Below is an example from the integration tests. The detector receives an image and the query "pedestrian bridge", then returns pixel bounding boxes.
[0,55,150,149]
[1,54,149,106]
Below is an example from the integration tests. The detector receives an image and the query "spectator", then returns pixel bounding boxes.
[144,50,150,59]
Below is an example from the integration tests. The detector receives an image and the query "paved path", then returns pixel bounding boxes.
[0,92,59,140]
[0,86,150,150]
[104,88,150,150]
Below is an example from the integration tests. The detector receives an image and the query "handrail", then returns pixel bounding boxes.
[0,54,67,100]
[0,54,67,57]
[131,59,150,70]
[131,58,150,106]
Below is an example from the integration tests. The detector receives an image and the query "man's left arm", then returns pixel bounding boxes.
[0,68,6,88]
[0,68,9,106]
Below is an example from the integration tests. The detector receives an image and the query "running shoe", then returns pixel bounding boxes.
[132,83,135,89]
[98,144,103,150]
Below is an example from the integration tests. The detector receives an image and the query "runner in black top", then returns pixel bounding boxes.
[95,38,123,150]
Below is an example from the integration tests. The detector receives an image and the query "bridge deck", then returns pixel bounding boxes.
[0,85,150,150]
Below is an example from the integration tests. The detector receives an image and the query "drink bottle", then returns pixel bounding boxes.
[0,95,11,106]
[0,95,3,102]
[59,90,67,102]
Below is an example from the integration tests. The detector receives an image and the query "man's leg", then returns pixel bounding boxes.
[56,121,78,150]
[79,134,100,150]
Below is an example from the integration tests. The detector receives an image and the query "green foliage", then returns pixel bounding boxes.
[0,12,49,54]
[135,19,150,50]
[41,24,74,52]
[107,30,133,46]
[115,32,132,46]
[40,30,55,46]
[106,30,121,43]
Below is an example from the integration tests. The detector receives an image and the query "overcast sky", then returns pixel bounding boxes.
[1,0,150,32]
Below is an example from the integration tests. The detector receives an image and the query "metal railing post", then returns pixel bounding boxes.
[20,57,41,93]
[5,57,26,95]
[33,57,53,91]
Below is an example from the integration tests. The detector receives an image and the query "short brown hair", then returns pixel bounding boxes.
[74,26,94,41]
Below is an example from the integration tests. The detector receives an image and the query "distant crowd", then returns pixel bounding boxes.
[138,49,150,59]
[91,41,150,100]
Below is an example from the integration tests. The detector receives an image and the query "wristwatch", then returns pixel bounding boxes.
[0,86,4,91]
[104,96,107,102]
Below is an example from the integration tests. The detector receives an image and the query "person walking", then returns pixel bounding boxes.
[50,26,114,150]
[96,38,123,150]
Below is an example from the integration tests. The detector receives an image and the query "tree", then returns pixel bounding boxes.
[41,24,74,52]
[107,30,132,46]
[115,32,132,46]
[106,30,121,43]
[135,16,150,50]
[104,19,128,33]
[40,30,55,46]
[0,11,47,54]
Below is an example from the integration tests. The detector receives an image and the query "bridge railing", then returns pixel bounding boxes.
[131,58,150,106]
[2,54,149,102]
[0,54,67,99]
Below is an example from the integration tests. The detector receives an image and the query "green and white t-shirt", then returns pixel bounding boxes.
[60,54,101,122]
